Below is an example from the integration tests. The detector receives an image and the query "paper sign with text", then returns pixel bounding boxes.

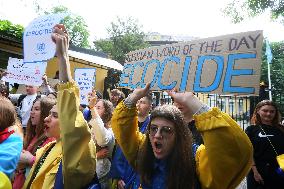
[75,68,96,105]
[23,13,67,63]
[119,31,263,95]
[2,58,47,86]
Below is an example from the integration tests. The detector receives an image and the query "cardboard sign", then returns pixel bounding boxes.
[119,31,263,95]
[23,13,67,63]
[75,68,96,105]
[2,58,47,86]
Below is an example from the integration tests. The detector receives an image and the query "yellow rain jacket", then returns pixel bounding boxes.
[111,102,253,189]
[23,82,96,189]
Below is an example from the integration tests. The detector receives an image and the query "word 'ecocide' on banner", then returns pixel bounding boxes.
[119,30,263,95]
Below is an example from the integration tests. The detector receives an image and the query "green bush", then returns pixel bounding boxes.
[0,20,24,40]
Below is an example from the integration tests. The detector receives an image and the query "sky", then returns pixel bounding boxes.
[0,0,283,42]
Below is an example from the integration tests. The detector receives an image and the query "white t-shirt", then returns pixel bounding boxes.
[19,94,37,127]
[89,117,115,179]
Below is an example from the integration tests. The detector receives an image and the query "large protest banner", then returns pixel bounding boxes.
[2,58,47,86]
[24,13,67,63]
[119,31,263,95]
[75,68,96,105]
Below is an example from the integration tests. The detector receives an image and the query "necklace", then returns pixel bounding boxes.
[27,143,56,188]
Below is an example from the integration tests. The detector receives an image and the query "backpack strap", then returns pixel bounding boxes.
[17,94,27,109]
[17,94,41,110]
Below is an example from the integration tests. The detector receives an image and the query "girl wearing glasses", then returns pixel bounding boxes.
[111,85,253,189]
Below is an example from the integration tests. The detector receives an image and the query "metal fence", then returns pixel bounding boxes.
[154,90,284,131]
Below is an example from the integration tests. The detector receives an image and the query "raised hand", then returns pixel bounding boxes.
[167,90,203,116]
[51,24,72,82]
[51,24,69,59]
[167,90,195,105]
[96,148,109,159]
[127,83,151,105]
[42,74,48,85]
[19,150,34,165]
[88,90,97,109]
[0,71,8,78]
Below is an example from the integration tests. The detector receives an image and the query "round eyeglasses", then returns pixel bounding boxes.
[149,125,174,138]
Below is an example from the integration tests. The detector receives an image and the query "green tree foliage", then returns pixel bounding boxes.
[46,5,90,48]
[223,0,284,23]
[260,41,284,113]
[94,17,149,98]
[94,17,149,64]
[0,20,24,40]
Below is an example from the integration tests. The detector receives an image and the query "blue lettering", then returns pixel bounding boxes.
[129,61,144,89]
[223,53,256,93]
[25,28,52,37]
[179,56,192,92]
[47,28,52,34]
[118,64,134,87]
[140,59,160,88]
[157,56,180,90]
[194,55,224,92]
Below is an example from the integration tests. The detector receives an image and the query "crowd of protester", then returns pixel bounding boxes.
[0,24,283,189]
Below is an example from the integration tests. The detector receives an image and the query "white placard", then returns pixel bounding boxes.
[2,58,47,86]
[23,13,67,63]
[75,68,96,105]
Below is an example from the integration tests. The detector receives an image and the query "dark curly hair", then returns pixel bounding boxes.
[137,105,195,189]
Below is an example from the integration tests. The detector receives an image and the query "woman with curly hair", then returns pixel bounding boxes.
[112,84,253,189]
[246,100,284,189]
[88,93,115,189]
[13,97,56,189]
